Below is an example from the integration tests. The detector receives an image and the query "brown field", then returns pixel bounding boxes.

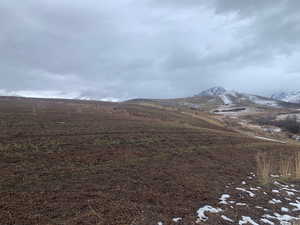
[0,96,299,225]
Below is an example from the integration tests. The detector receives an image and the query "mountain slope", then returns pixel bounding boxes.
[195,87,281,107]
[129,87,300,113]
[272,90,300,104]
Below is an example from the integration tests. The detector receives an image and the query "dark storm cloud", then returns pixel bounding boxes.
[0,0,300,100]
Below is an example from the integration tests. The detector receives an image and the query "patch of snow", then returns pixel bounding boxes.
[260,218,275,225]
[289,201,300,211]
[221,215,234,222]
[274,181,288,187]
[172,217,182,222]
[220,94,232,105]
[263,213,299,224]
[282,187,299,193]
[286,191,295,196]
[269,199,282,204]
[236,187,256,197]
[248,95,280,108]
[236,203,247,206]
[281,207,289,212]
[219,194,231,205]
[239,216,259,225]
[196,205,222,222]
[254,136,287,144]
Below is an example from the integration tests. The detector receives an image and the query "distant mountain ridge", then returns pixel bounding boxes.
[196,86,227,97]
[271,91,300,104]
[127,87,300,112]
[193,87,281,107]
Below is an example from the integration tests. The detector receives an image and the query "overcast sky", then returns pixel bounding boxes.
[1,0,300,100]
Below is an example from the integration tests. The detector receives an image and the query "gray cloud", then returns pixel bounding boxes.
[0,0,300,100]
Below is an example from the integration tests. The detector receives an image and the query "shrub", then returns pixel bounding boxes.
[276,116,300,134]
[256,115,300,134]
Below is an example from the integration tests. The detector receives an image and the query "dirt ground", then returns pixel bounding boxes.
[0,97,299,225]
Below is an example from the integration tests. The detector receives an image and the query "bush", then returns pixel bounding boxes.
[256,116,276,126]
[276,116,300,134]
[256,115,300,134]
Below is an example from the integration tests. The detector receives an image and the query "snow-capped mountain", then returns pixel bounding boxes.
[196,87,239,105]
[196,86,227,97]
[271,91,300,104]
[129,87,300,112]
[195,87,281,107]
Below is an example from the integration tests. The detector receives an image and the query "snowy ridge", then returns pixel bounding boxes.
[272,91,300,104]
[247,95,280,107]
[196,87,282,107]
[196,87,236,105]
[196,87,227,97]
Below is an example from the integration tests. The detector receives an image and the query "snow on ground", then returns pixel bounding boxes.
[172,217,182,222]
[269,199,282,204]
[239,216,259,225]
[221,215,234,222]
[260,218,275,224]
[196,205,223,222]
[272,91,300,104]
[235,187,256,197]
[226,91,238,98]
[157,173,300,225]
[219,94,232,105]
[219,194,231,204]
[248,95,280,108]
[276,113,300,122]
[254,136,287,144]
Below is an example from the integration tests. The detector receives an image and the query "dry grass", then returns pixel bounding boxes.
[295,152,300,179]
[292,219,300,225]
[279,153,293,178]
[1,96,300,225]
[256,152,272,185]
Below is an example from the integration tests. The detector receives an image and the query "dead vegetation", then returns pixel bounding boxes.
[0,96,300,224]
[256,152,272,185]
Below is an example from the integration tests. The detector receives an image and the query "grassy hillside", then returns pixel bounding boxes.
[0,97,299,225]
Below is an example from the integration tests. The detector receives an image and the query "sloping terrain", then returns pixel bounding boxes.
[128,87,300,114]
[0,97,300,225]
[272,91,300,104]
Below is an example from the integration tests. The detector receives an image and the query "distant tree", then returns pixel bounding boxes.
[256,115,300,134]
[276,116,300,134]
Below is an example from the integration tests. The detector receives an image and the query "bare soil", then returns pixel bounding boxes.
[0,97,299,225]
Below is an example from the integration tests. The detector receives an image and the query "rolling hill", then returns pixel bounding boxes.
[0,96,300,224]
